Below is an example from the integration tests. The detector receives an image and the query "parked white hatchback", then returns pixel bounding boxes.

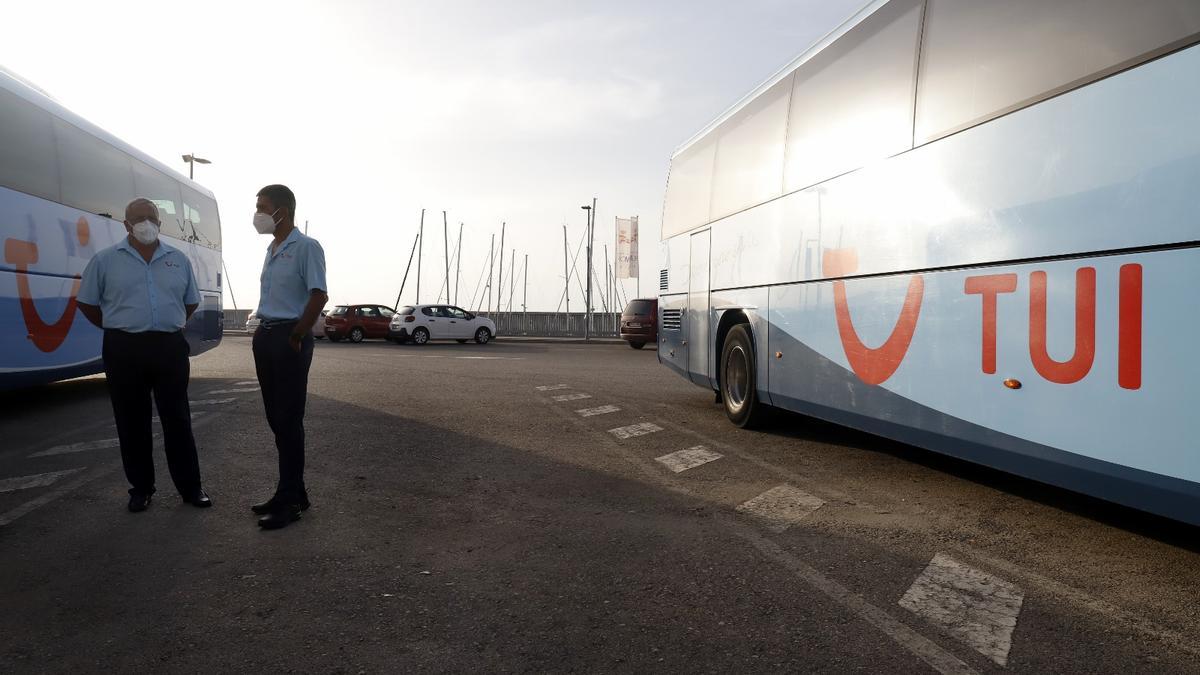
[387,304,497,345]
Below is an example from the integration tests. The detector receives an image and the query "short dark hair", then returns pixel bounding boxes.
[257,184,296,216]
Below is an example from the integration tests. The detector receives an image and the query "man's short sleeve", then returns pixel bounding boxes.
[301,239,328,294]
[77,253,104,306]
[182,257,200,306]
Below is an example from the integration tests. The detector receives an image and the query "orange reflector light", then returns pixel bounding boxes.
[1003,378,1022,390]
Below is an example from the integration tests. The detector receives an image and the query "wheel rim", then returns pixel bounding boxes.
[724,345,750,413]
[415,330,428,344]
[477,329,488,343]
[351,329,363,342]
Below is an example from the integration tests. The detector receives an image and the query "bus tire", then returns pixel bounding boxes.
[720,324,770,429]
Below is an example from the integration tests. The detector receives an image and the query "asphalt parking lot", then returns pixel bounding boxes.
[0,335,1197,673]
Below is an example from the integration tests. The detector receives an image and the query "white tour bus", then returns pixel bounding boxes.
[657,0,1200,525]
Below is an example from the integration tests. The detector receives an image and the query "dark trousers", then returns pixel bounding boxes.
[102,329,202,496]
[252,322,314,503]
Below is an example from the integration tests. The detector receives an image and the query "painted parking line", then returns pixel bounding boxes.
[899,553,1024,666]
[607,422,663,440]
[206,387,260,395]
[457,356,505,360]
[656,445,723,473]
[536,384,570,391]
[552,393,592,402]
[29,438,120,458]
[0,468,86,494]
[235,380,258,385]
[189,397,237,406]
[736,485,825,532]
[575,405,620,417]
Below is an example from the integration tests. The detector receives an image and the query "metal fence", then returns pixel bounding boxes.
[221,309,621,338]
[481,312,620,338]
[222,309,252,331]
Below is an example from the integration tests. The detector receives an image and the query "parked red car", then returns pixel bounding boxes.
[620,298,658,349]
[323,304,396,343]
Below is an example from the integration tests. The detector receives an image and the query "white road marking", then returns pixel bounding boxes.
[29,438,120,458]
[536,384,570,391]
[206,387,259,394]
[456,356,505,360]
[656,446,723,473]
[575,405,620,417]
[0,469,85,494]
[235,380,258,385]
[607,422,663,440]
[899,553,1024,666]
[736,485,825,532]
[552,393,592,402]
[189,397,237,406]
[0,464,120,528]
[731,520,977,675]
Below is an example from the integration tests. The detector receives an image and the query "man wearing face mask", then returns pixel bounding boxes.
[250,184,328,530]
[77,198,211,513]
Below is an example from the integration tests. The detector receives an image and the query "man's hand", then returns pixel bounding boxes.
[289,331,304,353]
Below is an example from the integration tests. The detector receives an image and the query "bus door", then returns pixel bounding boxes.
[687,229,711,387]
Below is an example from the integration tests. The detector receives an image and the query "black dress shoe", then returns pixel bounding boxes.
[257,504,302,530]
[251,491,310,515]
[128,493,152,513]
[182,489,213,508]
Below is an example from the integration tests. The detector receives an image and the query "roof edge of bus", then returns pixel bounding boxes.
[0,66,218,199]
[670,0,891,159]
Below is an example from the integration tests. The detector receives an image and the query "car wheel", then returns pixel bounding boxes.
[412,327,430,345]
[456,339,468,344]
[629,341,645,350]
[720,324,771,429]
[349,327,365,343]
[474,327,491,344]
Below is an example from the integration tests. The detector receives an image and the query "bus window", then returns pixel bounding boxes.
[710,76,791,220]
[783,0,921,193]
[132,161,186,240]
[55,119,135,220]
[661,138,716,239]
[916,0,1200,143]
[181,184,222,248]
[0,88,59,202]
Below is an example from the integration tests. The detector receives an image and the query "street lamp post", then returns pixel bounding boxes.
[181,153,211,180]
[581,198,596,341]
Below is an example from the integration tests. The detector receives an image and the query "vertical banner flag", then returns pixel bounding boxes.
[616,216,639,278]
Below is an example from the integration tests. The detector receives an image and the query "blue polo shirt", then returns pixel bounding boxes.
[77,238,200,333]
[257,228,327,321]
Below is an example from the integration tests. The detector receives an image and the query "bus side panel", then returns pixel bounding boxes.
[178,241,223,356]
[766,248,1200,524]
[658,293,688,379]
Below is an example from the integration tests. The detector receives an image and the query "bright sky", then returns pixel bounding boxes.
[3,0,862,312]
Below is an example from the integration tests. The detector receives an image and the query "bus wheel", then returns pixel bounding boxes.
[720,324,770,429]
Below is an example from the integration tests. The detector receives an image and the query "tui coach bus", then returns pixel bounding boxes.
[657,0,1200,525]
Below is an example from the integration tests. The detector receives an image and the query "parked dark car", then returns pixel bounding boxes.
[620,298,658,349]
[323,304,396,343]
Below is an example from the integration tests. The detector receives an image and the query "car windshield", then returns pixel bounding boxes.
[380,307,395,317]
[399,306,415,315]
[625,300,654,315]
[330,306,349,316]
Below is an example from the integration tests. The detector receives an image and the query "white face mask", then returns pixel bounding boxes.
[130,220,159,245]
[253,210,279,235]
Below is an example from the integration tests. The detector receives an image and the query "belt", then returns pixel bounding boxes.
[260,318,300,329]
